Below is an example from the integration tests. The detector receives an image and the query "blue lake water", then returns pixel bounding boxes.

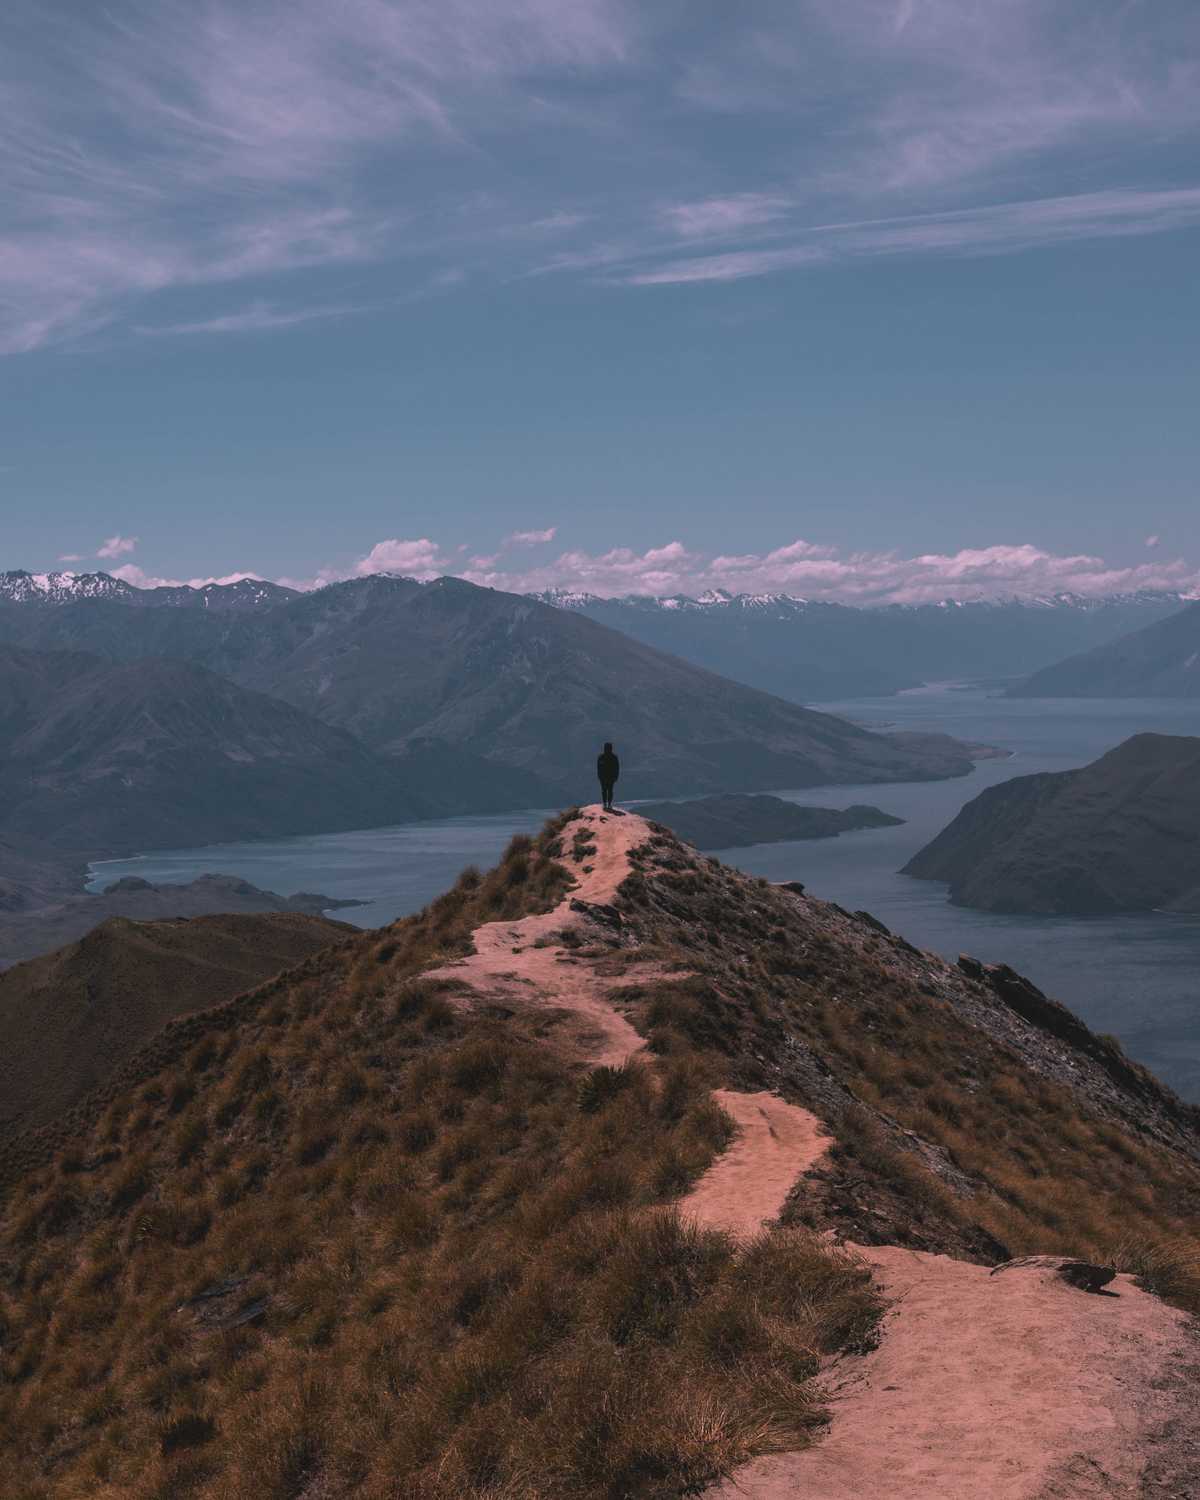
[90,688,1200,1100]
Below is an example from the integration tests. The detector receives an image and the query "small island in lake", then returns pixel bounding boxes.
[637,793,904,851]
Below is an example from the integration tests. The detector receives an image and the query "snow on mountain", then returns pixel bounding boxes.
[531,586,1193,617]
[0,571,137,605]
[0,570,297,611]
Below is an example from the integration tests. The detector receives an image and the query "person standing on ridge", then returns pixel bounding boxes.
[597,742,620,811]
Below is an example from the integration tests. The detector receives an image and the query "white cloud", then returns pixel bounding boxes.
[353,537,449,579]
[57,552,84,562]
[97,534,138,559]
[454,537,1200,605]
[505,526,558,546]
[143,531,1200,605]
[109,563,271,589]
[109,563,176,588]
[1145,534,1161,548]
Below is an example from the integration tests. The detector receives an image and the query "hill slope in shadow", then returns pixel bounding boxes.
[0,911,351,1142]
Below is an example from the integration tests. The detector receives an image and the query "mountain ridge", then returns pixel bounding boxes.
[1011,600,1200,698]
[1,808,1196,1497]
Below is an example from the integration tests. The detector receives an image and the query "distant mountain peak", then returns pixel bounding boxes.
[0,569,297,611]
[0,569,135,605]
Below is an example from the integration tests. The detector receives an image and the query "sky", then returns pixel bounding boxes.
[2,0,1200,604]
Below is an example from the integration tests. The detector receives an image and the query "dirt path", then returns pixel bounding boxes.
[681,1090,830,1239]
[439,809,1200,1497]
[711,1247,1200,1499]
[427,807,657,1067]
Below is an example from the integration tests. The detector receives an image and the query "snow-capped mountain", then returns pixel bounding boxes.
[0,571,138,605]
[528,586,1195,702]
[531,585,1193,618]
[0,570,297,611]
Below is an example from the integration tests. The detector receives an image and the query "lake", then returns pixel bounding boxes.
[90,688,1200,1100]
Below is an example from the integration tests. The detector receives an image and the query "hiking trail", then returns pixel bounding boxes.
[437,806,1200,1499]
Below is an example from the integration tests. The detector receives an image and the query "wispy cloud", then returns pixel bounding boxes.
[135,299,373,338]
[658,195,792,239]
[506,526,558,546]
[0,0,636,351]
[618,188,1200,285]
[3,0,1200,350]
[96,534,138,559]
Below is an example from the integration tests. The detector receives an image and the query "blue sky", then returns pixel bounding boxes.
[3,0,1200,603]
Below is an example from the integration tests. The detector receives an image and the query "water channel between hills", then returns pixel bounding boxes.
[90,687,1200,1101]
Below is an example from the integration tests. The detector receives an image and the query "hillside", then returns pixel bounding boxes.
[0,873,366,966]
[903,733,1200,913]
[0,911,350,1141]
[0,578,981,812]
[212,575,979,796]
[535,588,1191,702]
[1011,600,1200,697]
[0,644,437,852]
[1,809,1197,1498]
[636,793,903,849]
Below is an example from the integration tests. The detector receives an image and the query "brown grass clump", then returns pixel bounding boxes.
[0,820,882,1500]
[615,833,1200,1292]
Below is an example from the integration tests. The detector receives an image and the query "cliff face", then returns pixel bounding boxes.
[903,732,1200,913]
[2,809,1197,1499]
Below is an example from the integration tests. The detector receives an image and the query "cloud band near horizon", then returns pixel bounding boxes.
[88,535,1200,607]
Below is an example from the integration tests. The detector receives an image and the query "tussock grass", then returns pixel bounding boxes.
[0,819,881,1500]
[617,837,1200,1290]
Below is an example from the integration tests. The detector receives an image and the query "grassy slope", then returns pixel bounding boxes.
[0,912,353,1141]
[2,814,1197,1499]
[613,827,1200,1280]
[0,821,879,1500]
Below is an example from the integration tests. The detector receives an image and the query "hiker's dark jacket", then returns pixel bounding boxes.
[597,751,620,785]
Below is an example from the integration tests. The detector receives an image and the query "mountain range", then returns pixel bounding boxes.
[903,733,1200,914]
[1011,600,1200,698]
[533,585,1193,701]
[0,571,990,950]
[5,569,1191,705]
